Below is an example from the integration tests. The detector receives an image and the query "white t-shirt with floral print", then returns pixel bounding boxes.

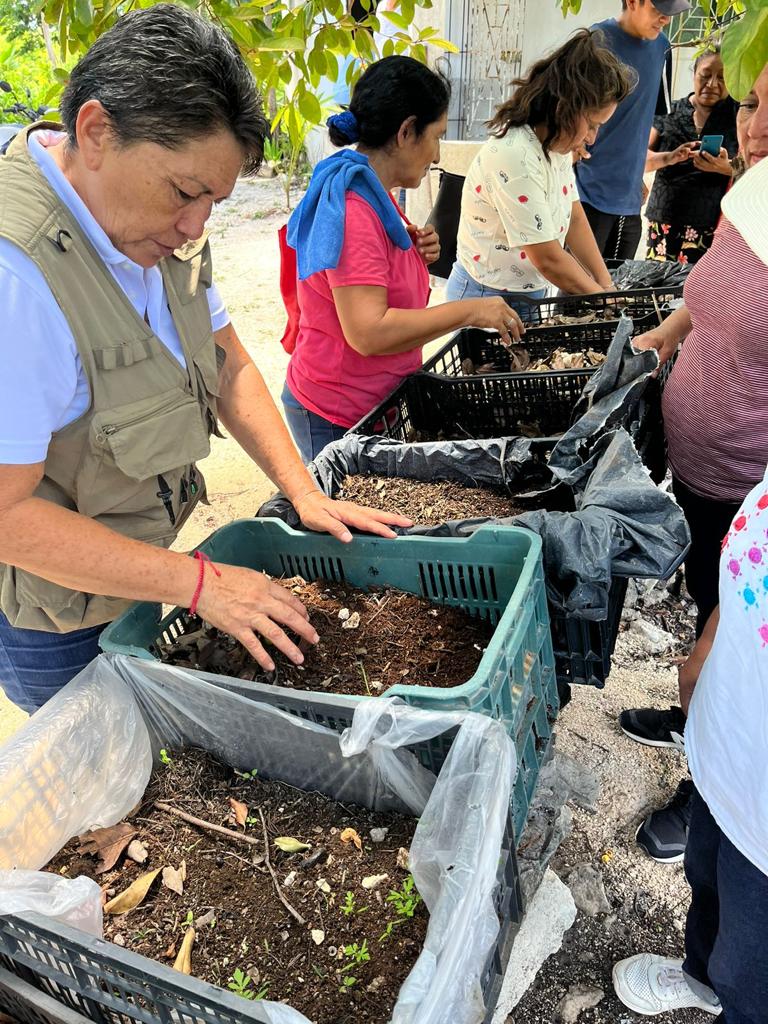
[455,125,577,291]
[686,464,768,877]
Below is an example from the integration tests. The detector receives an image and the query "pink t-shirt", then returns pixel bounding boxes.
[663,218,768,502]
[286,193,430,428]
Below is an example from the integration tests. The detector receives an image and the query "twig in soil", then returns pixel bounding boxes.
[365,596,391,627]
[569,729,611,755]
[257,807,307,927]
[154,801,261,847]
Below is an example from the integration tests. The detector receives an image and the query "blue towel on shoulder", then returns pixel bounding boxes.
[287,149,412,280]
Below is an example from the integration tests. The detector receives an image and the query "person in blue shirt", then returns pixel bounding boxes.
[576,0,690,260]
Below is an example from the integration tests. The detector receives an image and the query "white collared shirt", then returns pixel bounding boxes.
[0,130,230,464]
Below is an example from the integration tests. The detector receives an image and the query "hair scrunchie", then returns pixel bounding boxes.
[327,109,360,143]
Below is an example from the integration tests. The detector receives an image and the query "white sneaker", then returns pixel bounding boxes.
[612,954,722,1016]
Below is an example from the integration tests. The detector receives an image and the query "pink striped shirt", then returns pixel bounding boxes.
[663,218,768,503]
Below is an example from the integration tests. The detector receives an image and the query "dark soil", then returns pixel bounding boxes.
[338,475,529,524]
[47,748,426,1024]
[160,578,494,693]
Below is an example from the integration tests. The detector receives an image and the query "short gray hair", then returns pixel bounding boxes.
[60,4,267,175]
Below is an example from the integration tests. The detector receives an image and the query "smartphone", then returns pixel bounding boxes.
[699,134,724,157]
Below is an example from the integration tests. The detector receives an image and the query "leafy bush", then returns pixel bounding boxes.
[0,25,60,124]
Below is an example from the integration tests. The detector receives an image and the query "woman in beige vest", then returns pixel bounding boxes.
[0,4,408,713]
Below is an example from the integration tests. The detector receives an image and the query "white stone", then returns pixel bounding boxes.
[629,618,675,655]
[557,983,604,1023]
[566,864,611,917]
[491,869,577,1020]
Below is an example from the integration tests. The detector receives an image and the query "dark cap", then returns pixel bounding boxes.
[652,0,691,14]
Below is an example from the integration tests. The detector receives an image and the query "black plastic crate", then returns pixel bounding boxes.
[0,702,522,1024]
[551,575,629,689]
[351,369,593,443]
[525,288,681,324]
[422,314,657,379]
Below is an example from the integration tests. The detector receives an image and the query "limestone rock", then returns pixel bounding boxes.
[557,983,604,1023]
[628,617,675,655]
[566,864,611,917]
[491,870,577,1020]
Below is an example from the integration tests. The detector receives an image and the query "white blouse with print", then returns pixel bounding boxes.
[455,124,577,291]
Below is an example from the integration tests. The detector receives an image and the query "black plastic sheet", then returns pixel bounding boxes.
[610,258,691,290]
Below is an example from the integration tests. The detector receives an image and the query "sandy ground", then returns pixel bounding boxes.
[0,177,704,1019]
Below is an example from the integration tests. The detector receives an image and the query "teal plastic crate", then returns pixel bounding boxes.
[101,519,558,837]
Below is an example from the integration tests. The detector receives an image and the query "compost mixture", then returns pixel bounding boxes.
[337,474,531,524]
[160,577,495,692]
[48,748,426,1024]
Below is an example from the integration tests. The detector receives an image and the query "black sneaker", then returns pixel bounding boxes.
[636,779,694,863]
[619,705,686,749]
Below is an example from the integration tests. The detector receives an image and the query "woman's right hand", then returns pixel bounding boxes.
[465,298,525,345]
[632,324,681,366]
[195,562,318,673]
[664,142,698,167]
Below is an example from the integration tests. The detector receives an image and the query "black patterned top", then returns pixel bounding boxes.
[645,95,739,228]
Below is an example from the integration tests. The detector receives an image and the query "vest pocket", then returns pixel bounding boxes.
[76,389,211,520]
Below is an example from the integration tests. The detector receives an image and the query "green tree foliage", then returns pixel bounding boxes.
[559,0,767,99]
[0,25,59,123]
[40,0,457,159]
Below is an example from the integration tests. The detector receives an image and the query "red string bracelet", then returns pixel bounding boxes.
[189,551,221,616]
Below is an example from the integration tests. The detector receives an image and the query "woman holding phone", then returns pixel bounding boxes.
[644,48,738,265]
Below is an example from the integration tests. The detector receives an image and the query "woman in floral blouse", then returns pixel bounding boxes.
[645,48,738,265]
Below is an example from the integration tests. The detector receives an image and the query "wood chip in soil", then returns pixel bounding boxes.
[47,748,426,1024]
[338,474,528,525]
[161,578,494,692]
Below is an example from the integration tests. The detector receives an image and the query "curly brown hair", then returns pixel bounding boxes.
[487,29,635,158]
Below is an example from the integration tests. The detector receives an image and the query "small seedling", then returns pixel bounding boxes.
[378,919,402,943]
[235,768,259,780]
[227,969,270,1001]
[183,910,194,928]
[159,748,173,767]
[387,875,422,919]
[227,968,255,1000]
[340,940,370,973]
[339,975,357,993]
[341,891,369,917]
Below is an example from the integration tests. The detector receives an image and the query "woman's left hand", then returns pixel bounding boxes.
[692,147,733,177]
[407,223,441,265]
[293,490,413,543]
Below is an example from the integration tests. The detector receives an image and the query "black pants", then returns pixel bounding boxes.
[582,202,643,262]
[684,788,768,1023]
[672,477,741,637]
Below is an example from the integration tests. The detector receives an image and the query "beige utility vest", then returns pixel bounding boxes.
[0,124,221,633]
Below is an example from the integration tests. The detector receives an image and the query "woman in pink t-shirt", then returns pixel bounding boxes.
[283,56,525,463]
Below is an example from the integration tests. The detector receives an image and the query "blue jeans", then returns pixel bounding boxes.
[683,787,768,1023]
[0,610,105,713]
[445,261,547,322]
[281,382,347,464]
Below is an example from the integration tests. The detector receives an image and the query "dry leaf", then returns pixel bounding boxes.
[362,873,388,890]
[163,942,177,959]
[173,927,195,975]
[194,910,216,929]
[340,827,363,852]
[228,797,248,829]
[77,823,137,874]
[316,878,331,894]
[126,840,148,865]
[104,867,162,915]
[162,865,185,896]
[274,836,311,853]
[396,847,410,871]
[311,929,325,945]
[341,611,361,630]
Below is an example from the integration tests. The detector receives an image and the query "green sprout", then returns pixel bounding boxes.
[341,891,369,917]
[235,768,259,780]
[387,875,421,919]
[159,748,173,767]
[227,968,269,1001]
